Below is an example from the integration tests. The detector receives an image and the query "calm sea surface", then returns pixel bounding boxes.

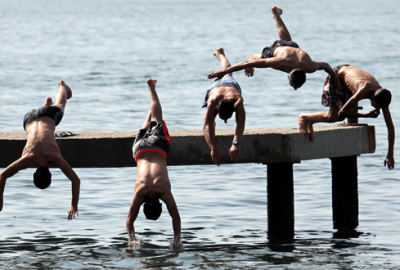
[1,0,400,269]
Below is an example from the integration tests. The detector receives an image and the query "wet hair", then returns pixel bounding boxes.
[143,197,162,220]
[33,166,52,189]
[288,69,306,89]
[217,99,235,123]
[373,88,392,109]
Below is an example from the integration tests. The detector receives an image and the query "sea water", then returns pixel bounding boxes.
[1,0,400,269]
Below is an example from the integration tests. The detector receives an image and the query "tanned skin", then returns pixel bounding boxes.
[207,6,340,90]
[298,65,395,170]
[126,79,181,246]
[0,81,80,219]
[203,48,246,166]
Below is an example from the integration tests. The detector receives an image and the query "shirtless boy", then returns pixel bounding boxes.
[207,6,340,90]
[0,81,80,219]
[126,79,181,246]
[203,48,246,166]
[298,65,395,170]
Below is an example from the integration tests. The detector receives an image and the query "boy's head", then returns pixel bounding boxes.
[143,197,162,220]
[217,99,235,123]
[288,69,306,90]
[33,166,52,189]
[373,88,392,109]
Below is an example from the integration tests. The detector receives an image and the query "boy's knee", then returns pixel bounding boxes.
[328,113,343,122]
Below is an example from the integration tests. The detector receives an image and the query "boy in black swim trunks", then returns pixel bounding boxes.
[0,80,80,220]
[208,6,340,90]
[126,79,181,247]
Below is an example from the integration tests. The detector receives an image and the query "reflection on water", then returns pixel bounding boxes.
[1,229,399,269]
[1,0,400,269]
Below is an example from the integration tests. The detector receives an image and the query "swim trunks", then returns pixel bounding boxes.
[132,120,171,162]
[261,40,300,59]
[23,105,64,131]
[202,75,242,108]
[321,64,352,107]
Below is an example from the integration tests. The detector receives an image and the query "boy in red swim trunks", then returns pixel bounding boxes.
[127,79,181,246]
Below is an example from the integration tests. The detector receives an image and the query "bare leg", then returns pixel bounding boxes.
[147,79,163,122]
[141,111,152,130]
[43,97,53,106]
[53,80,72,112]
[271,6,292,41]
[244,54,262,77]
[213,47,233,81]
[298,106,342,141]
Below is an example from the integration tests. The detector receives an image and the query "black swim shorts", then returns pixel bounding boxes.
[132,120,171,161]
[261,40,300,59]
[23,105,64,130]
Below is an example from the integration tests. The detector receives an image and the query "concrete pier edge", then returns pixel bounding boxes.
[0,124,375,168]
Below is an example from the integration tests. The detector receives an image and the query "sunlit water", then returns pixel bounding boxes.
[1,0,400,269]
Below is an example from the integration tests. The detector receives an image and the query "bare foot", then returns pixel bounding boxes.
[44,97,53,106]
[298,115,309,137]
[147,78,157,89]
[213,47,225,58]
[207,70,224,80]
[271,6,283,17]
[58,80,72,99]
[245,67,254,77]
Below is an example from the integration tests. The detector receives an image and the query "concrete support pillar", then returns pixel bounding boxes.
[266,162,294,240]
[347,104,362,124]
[330,156,359,230]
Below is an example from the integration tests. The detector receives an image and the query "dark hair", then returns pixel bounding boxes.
[288,69,306,89]
[143,197,162,220]
[217,99,235,123]
[373,88,392,109]
[33,166,52,189]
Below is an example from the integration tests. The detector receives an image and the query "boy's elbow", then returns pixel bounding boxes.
[203,124,211,133]
[72,177,81,187]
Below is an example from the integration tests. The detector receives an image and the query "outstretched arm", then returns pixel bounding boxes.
[203,102,221,166]
[315,62,341,89]
[0,157,29,212]
[162,192,181,246]
[208,58,278,80]
[126,193,143,244]
[229,99,246,162]
[382,108,395,170]
[55,157,80,220]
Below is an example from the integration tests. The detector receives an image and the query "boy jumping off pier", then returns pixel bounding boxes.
[203,48,246,166]
[207,6,340,90]
[298,65,395,170]
[126,79,181,246]
[0,81,81,219]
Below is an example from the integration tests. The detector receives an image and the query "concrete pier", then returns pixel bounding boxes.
[0,124,376,240]
[0,125,375,168]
